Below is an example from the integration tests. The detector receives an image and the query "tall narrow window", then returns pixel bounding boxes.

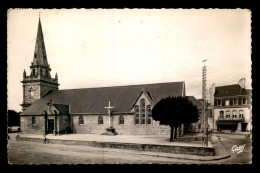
[32,69,36,76]
[79,116,84,125]
[98,116,103,125]
[220,111,224,118]
[239,110,244,119]
[140,99,145,124]
[233,99,238,105]
[217,100,222,106]
[32,116,36,125]
[147,105,152,124]
[226,110,230,118]
[232,110,237,119]
[242,98,247,105]
[119,115,124,125]
[135,105,139,125]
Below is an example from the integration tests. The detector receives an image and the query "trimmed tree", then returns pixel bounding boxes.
[152,96,199,142]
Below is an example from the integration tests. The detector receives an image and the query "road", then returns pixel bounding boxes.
[7,133,252,164]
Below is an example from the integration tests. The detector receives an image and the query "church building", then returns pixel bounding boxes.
[20,17,188,136]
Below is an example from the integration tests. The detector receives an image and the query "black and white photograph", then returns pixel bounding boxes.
[7,9,252,164]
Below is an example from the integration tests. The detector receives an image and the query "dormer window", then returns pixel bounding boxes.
[225,100,230,106]
[217,100,222,106]
[242,98,247,105]
[233,99,238,105]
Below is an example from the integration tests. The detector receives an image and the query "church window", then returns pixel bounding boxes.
[135,105,139,125]
[119,115,124,125]
[40,69,43,76]
[147,105,152,124]
[140,99,145,124]
[79,116,84,125]
[32,116,36,125]
[34,53,37,58]
[98,116,103,125]
[32,69,36,76]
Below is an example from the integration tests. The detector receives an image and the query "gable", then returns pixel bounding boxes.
[21,81,185,115]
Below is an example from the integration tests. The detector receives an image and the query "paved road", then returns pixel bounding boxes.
[7,133,252,164]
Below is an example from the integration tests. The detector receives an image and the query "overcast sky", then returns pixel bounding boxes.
[7,9,252,112]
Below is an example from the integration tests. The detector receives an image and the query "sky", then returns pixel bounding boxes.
[7,9,252,112]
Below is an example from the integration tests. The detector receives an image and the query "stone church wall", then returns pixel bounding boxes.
[72,114,170,135]
[20,115,45,134]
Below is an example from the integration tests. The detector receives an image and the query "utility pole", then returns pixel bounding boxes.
[202,59,208,146]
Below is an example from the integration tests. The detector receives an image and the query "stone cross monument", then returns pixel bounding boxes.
[101,101,118,135]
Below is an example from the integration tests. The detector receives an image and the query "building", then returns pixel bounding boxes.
[20,17,188,136]
[207,79,252,133]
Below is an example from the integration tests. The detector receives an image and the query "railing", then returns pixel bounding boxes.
[218,116,245,121]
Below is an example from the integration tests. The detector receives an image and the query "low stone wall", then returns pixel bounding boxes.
[16,135,214,156]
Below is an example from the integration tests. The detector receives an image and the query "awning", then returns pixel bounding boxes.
[216,121,238,125]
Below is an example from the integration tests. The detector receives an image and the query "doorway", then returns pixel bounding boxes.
[48,119,54,134]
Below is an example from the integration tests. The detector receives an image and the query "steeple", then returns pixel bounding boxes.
[32,17,49,67]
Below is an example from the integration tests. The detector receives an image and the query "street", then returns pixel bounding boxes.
[7,133,252,164]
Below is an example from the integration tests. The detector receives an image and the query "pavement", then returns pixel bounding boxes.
[9,132,230,161]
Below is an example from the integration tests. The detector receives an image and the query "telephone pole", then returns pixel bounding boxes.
[202,59,208,146]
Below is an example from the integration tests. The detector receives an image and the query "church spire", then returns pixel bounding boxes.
[32,16,49,67]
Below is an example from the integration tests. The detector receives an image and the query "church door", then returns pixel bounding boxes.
[48,119,54,134]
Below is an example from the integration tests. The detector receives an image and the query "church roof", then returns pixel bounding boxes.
[21,81,185,115]
[186,96,203,110]
[214,84,250,97]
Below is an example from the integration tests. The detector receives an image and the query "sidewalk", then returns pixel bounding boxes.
[11,133,230,161]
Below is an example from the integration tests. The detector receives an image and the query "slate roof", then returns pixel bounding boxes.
[214,84,250,97]
[186,96,203,110]
[21,81,185,115]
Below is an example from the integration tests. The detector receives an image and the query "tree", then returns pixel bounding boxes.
[152,96,199,142]
[8,110,21,127]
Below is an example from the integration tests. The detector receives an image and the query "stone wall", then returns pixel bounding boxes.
[20,115,45,134]
[72,114,171,135]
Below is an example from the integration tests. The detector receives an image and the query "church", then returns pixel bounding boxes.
[20,17,197,136]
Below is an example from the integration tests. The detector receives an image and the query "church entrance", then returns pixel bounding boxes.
[48,119,54,134]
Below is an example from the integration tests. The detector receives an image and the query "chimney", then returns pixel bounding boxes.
[238,78,246,89]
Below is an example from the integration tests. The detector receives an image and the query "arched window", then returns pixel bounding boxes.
[226,110,230,118]
[32,69,36,76]
[232,110,237,119]
[147,105,152,124]
[32,116,36,125]
[98,116,103,125]
[119,115,124,125]
[140,99,145,124]
[135,105,139,125]
[239,110,244,119]
[79,116,84,125]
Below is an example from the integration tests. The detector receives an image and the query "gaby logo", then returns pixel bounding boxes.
[232,144,246,154]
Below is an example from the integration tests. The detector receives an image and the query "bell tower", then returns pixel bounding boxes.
[21,16,59,111]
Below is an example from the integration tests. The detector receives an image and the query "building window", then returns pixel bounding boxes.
[225,100,230,106]
[226,110,230,118]
[79,116,84,125]
[239,110,244,119]
[119,115,124,125]
[135,105,139,125]
[198,123,201,129]
[32,69,36,76]
[98,116,103,125]
[40,69,43,76]
[232,110,237,119]
[217,100,222,106]
[233,99,238,105]
[140,99,145,124]
[220,111,224,118]
[147,105,152,124]
[32,116,36,125]
[242,98,247,105]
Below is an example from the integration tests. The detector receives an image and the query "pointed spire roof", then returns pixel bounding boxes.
[32,17,49,67]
